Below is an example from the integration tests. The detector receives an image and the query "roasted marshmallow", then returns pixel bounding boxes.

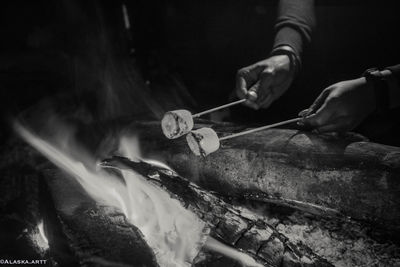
[161,110,194,139]
[186,128,220,157]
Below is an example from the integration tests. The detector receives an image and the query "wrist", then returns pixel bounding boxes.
[270,45,300,75]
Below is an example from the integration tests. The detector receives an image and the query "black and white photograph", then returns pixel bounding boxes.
[1,0,400,266]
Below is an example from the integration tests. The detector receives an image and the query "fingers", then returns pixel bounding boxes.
[301,89,341,131]
[236,74,248,99]
[298,87,334,128]
[305,88,331,117]
[244,81,261,109]
[235,65,263,100]
[256,67,274,105]
[258,94,274,109]
[302,101,334,127]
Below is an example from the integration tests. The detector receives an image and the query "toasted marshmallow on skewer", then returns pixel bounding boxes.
[186,128,220,157]
[161,110,194,139]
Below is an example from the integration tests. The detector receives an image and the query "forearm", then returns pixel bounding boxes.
[273,0,315,59]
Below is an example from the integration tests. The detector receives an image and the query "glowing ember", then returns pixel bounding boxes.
[14,122,208,267]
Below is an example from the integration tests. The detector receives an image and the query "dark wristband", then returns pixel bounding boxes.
[362,68,390,113]
[270,45,301,75]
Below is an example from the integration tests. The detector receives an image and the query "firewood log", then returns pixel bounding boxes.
[119,121,400,236]
[43,169,159,267]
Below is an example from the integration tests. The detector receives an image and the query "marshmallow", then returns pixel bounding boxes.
[161,110,194,139]
[186,128,220,157]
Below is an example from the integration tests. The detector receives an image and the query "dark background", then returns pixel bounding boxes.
[1,0,400,142]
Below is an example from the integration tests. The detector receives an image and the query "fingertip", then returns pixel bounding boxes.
[247,90,258,101]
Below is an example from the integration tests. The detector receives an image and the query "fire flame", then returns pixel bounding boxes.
[37,220,49,246]
[14,122,208,267]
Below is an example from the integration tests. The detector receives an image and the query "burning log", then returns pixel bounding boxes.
[43,169,159,267]
[100,156,333,267]
[121,121,400,237]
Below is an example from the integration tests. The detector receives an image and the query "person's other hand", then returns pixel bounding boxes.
[299,77,376,133]
[235,54,295,109]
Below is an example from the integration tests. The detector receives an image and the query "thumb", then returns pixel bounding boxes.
[304,88,331,117]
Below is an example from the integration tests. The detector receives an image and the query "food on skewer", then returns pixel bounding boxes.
[186,128,220,157]
[161,110,194,139]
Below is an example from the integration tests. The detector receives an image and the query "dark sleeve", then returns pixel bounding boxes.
[273,0,316,58]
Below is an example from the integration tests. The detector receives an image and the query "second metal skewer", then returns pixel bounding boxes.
[219,117,301,141]
[192,91,257,118]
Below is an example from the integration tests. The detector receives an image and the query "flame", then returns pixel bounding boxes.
[30,220,50,252]
[14,122,208,267]
[37,220,49,246]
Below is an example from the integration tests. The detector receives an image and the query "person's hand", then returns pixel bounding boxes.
[299,77,376,133]
[236,54,295,109]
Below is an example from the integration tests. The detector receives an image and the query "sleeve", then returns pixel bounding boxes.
[273,0,316,58]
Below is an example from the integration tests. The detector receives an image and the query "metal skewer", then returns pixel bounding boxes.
[219,117,301,141]
[192,98,246,118]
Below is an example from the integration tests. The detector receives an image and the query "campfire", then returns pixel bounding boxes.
[2,2,399,266]
[11,118,400,267]
[14,122,280,267]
